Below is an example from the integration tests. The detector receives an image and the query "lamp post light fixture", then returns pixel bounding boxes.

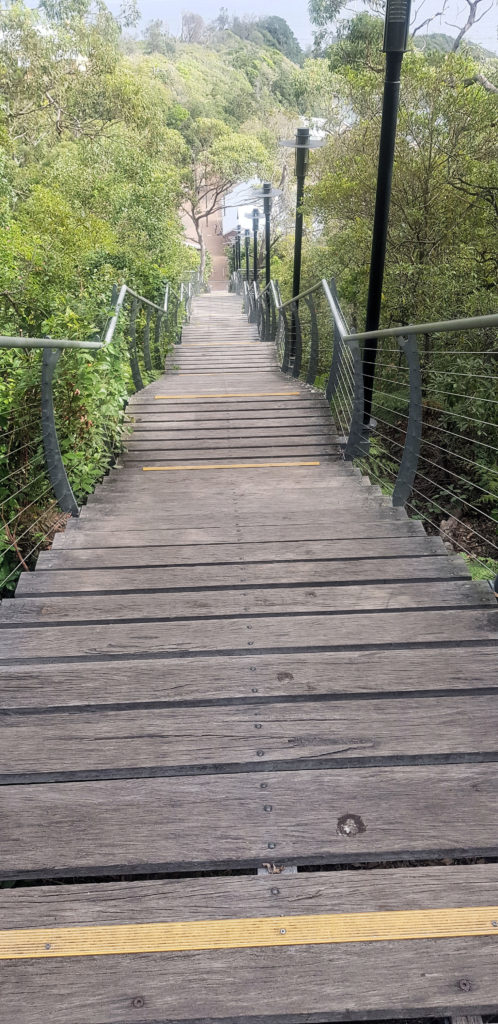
[244,229,251,282]
[280,127,324,354]
[292,126,309,307]
[363,0,412,424]
[252,208,260,283]
[242,183,281,287]
[263,182,272,286]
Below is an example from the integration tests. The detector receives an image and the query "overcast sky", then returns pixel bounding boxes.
[111,0,497,52]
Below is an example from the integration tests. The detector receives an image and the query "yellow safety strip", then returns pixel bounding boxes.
[171,373,271,377]
[1,907,497,960]
[143,462,320,472]
[154,392,301,399]
[182,343,260,346]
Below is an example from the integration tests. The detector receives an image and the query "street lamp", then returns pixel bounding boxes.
[244,229,251,282]
[263,182,272,286]
[292,126,309,305]
[280,127,324,353]
[242,183,281,286]
[252,208,260,283]
[235,225,241,271]
[363,0,412,424]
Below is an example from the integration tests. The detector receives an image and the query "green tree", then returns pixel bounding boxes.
[181,118,271,277]
[301,31,497,327]
[143,20,175,56]
[256,17,304,65]
[308,0,496,53]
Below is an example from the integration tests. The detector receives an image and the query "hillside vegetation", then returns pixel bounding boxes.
[0,0,302,588]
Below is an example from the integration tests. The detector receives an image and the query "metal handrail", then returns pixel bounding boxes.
[265,276,498,342]
[344,312,498,343]
[235,272,497,581]
[278,281,325,309]
[0,277,201,354]
[0,269,201,564]
[0,336,102,351]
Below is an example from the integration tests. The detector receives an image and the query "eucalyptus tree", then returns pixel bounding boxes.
[180,118,272,278]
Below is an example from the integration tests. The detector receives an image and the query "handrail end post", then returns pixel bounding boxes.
[41,349,79,517]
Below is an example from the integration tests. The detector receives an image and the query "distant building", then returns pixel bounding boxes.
[222,179,261,237]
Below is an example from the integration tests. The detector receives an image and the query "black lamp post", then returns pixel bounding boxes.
[244,229,251,281]
[235,225,241,271]
[280,128,324,355]
[263,182,272,286]
[292,126,310,307]
[252,208,260,283]
[363,0,412,424]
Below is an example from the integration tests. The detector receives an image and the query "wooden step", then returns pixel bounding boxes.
[2,763,498,878]
[1,866,497,1023]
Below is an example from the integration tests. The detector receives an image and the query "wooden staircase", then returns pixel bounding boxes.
[1,291,497,1023]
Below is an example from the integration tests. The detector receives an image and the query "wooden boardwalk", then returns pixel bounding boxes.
[1,291,497,1022]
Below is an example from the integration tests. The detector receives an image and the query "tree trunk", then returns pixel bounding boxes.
[192,215,206,281]
[199,232,206,281]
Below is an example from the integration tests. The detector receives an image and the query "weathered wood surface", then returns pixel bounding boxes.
[2,693,498,778]
[0,291,497,1022]
[14,555,468,596]
[3,764,498,877]
[0,608,495,661]
[122,445,341,461]
[36,536,448,570]
[54,516,425,546]
[1,645,497,709]
[3,580,491,624]
[2,867,498,1024]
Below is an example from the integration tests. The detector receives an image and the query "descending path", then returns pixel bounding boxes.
[1,291,497,1023]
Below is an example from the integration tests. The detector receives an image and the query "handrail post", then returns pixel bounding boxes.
[291,300,303,378]
[41,349,79,516]
[264,289,272,341]
[280,305,292,374]
[325,279,343,402]
[304,293,319,385]
[153,310,164,370]
[392,334,422,506]
[128,296,144,391]
[143,307,153,373]
[344,339,366,460]
[103,284,127,347]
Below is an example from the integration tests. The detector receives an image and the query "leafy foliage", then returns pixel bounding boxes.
[278,18,497,567]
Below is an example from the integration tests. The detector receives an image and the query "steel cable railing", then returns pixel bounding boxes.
[244,276,498,588]
[0,268,201,593]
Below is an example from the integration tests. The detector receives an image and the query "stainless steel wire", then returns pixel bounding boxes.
[0,450,45,487]
[2,483,54,530]
[0,470,48,509]
[1,499,59,558]
[1,512,68,587]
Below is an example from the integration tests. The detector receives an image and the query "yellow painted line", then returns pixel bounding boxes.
[154,392,301,400]
[169,374,268,378]
[183,343,259,347]
[2,907,497,960]
[143,461,320,472]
